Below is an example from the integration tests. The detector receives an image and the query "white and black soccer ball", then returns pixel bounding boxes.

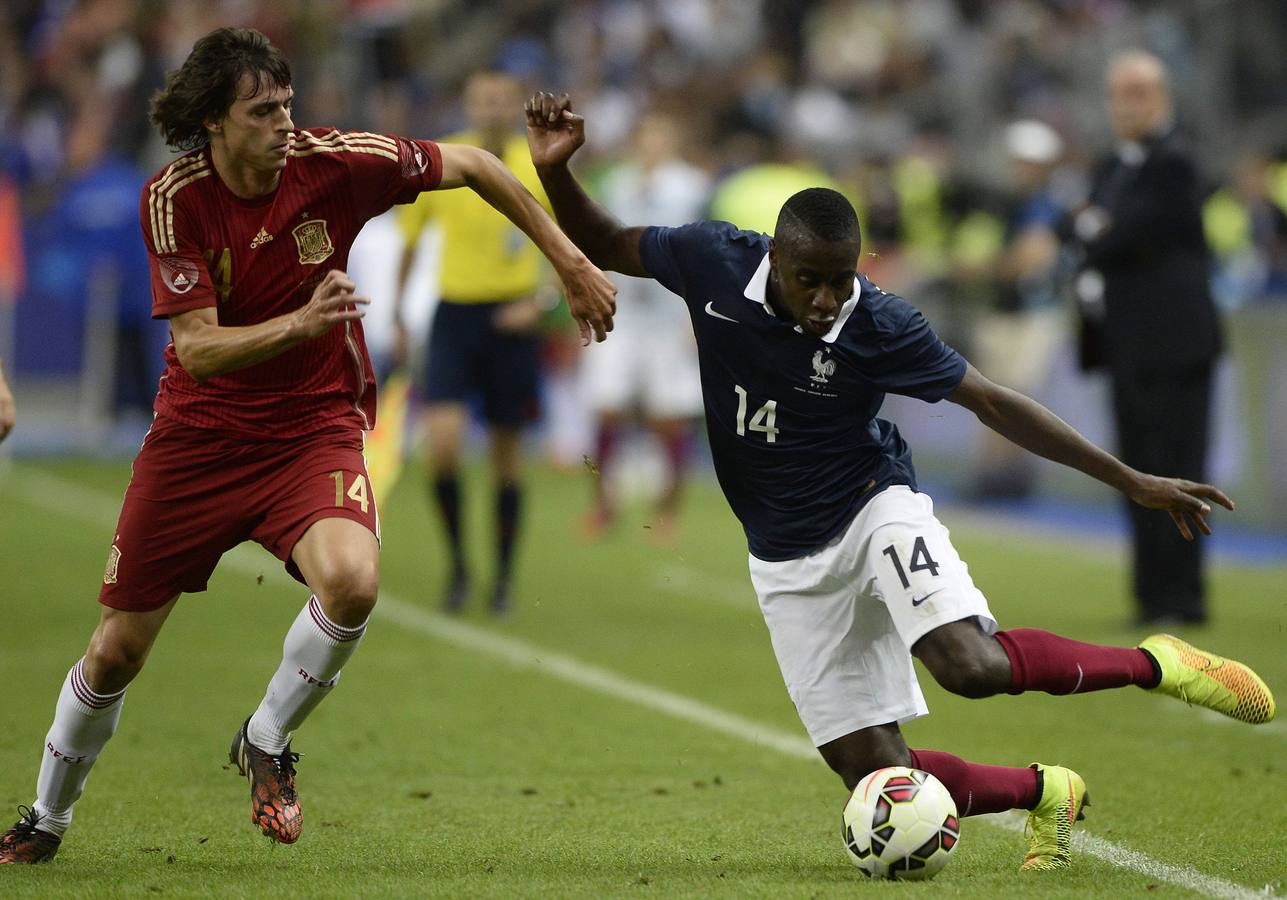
[841,766,960,880]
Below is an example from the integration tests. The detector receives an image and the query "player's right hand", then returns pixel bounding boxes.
[296,270,370,340]
[525,92,584,169]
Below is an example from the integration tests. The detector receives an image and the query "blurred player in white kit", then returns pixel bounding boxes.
[580,111,711,538]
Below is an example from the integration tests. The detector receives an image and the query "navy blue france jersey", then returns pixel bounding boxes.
[639,220,967,561]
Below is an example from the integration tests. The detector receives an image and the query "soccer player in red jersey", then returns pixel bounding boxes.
[0,28,615,864]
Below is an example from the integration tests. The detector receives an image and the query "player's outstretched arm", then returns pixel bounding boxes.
[436,141,615,345]
[170,270,370,382]
[0,355,14,443]
[947,364,1234,540]
[524,92,650,278]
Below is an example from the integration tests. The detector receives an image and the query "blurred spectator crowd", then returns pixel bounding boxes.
[4,0,1287,424]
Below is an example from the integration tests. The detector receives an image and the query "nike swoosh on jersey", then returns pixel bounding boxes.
[704,301,739,323]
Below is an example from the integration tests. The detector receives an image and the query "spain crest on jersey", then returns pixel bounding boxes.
[292,218,334,265]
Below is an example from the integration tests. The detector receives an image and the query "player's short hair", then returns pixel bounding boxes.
[149,27,292,151]
[774,188,861,249]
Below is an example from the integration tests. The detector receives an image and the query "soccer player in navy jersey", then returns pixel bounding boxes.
[525,92,1275,872]
[0,31,616,865]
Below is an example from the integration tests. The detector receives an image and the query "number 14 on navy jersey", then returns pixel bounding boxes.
[639,220,966,562]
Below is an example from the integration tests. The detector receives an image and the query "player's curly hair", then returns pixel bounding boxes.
[149,27,292,151]
[775,188,861,248]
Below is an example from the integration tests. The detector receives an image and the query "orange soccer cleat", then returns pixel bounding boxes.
[0,807,62,864]
[1139,634,1276,724]
[229,718,302,844]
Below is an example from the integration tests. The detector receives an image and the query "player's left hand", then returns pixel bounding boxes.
[558,257,616,345]
[1127,474,1235,541]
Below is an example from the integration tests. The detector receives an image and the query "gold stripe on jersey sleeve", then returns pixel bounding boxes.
[160,167,213,253]
[149,156,207,253]
[291,138,399,159]
[150,157,206,251]
[291,131,399,159]
[290,144,399,163]
[349,130,400,150]
[293,131,388,150]
[292,138,400,155]
[149,157,204,226]
[294,129,398,152]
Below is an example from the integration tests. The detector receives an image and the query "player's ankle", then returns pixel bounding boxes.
[245,712,290,755]
[1026,765,1044,811]
[30,802,71,837]
[1137,647,1163,688]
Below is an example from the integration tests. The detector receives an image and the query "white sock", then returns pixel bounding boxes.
[32,658,127,837]
[247,596,367,754]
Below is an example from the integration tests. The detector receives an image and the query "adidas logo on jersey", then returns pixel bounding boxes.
[250,228,274,248]
[159,255,198,294]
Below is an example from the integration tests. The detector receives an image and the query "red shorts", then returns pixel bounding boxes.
[99,415,379,612]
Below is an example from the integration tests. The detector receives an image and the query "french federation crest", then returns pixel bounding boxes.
[811,350,837,383]
[292,218,334,265]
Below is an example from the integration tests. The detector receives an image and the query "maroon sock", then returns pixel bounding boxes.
[996,628,1160,695]
[591,424,619,514]
[909,749,1039,816]
[659,431,687,507]
[659,430,691,478]
[594,424,618,470]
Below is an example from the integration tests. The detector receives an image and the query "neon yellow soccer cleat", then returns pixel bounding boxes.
[1139,634,1276,724]
[1021,764,1089,872]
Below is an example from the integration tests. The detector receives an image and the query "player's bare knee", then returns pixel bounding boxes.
[914,621,1010,698]
[933,656,1006,699]
[84,633,146,691]
[918,644,1009,698]
[313,562,379,626]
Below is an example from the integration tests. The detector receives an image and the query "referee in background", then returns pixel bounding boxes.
[393,70,554,615]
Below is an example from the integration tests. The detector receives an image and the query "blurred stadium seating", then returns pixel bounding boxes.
[3,0,1287,530]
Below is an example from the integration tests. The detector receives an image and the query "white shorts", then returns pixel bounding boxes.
[579,315,703,418]
[748,486,996,747]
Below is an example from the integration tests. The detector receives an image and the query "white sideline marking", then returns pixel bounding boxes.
[1161,698,1287,736]
[986,812,1273,900]
[5,467,1276,898]
[652,563,753,611]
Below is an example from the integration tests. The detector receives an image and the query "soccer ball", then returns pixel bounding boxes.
[841,767,960,880]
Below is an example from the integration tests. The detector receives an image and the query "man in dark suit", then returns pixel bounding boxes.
[1072,50,1223,625]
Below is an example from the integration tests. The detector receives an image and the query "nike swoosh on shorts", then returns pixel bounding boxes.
[912,590,941,607]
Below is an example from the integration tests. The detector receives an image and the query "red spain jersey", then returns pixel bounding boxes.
[141,128,443,439]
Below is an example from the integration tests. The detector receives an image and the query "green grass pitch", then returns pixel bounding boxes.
[1,457,1283,898]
